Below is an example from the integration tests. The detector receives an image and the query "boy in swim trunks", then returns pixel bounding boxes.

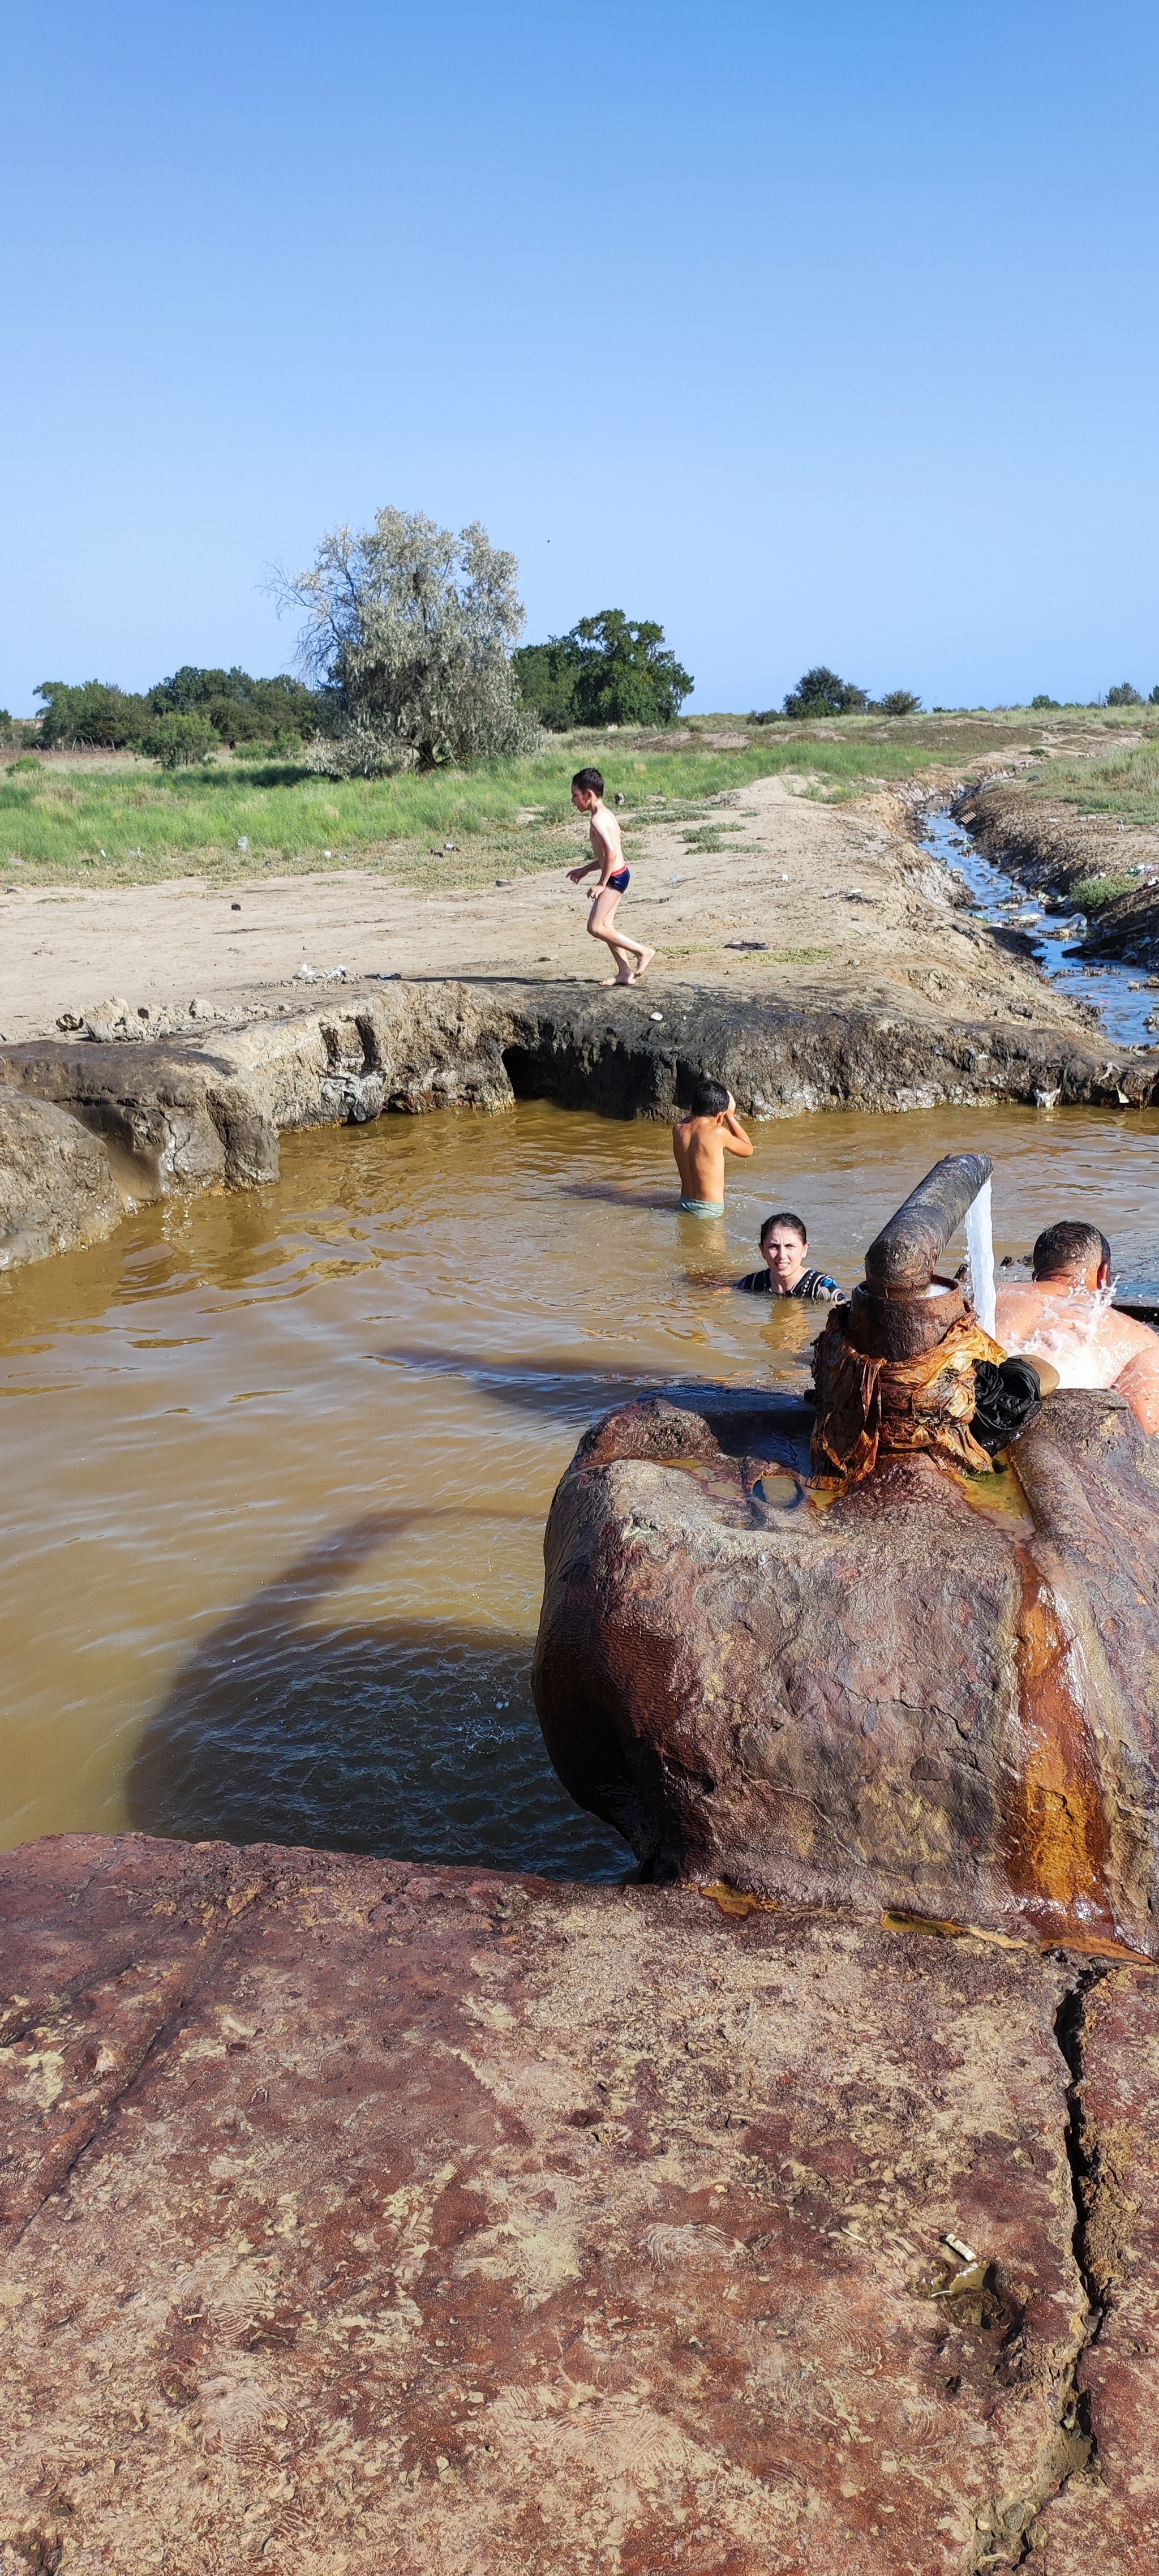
[672,1078,753,1214]
[568,768,656,986]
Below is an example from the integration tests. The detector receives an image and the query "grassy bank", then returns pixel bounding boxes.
[0,708,1126,891]
[1016,735,1159,833]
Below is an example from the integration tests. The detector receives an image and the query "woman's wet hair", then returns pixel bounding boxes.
[759,1210,808,1249]
[572,766,605,796]
[1032,1220,1111,1278]
[686,1078,731,1117]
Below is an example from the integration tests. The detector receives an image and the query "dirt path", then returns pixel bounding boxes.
[0,771,1091,1044]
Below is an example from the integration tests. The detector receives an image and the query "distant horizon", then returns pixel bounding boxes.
[2,0,1156,721]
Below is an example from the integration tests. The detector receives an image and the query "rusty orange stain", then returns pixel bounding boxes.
[1004,1554,1114,1938]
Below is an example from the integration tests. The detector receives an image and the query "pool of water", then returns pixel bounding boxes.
[3,1099,1158,1872]
[920,804,1158,1049]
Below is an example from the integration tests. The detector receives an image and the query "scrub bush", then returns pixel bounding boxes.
[147,711,218,768]
[873,689,922,717]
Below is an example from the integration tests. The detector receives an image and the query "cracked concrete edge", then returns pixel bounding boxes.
[0,1845,276,2254]
[973,1962,1132,2571]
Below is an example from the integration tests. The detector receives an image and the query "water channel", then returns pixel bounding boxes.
[920,803,1159,1049]
[4,1098,1158,1872]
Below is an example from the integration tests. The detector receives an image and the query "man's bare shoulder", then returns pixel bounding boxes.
[1119,1311,1159,1365]
[994,1282,1042,1324]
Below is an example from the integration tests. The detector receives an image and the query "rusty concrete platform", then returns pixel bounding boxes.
[1,1835,1157,2575]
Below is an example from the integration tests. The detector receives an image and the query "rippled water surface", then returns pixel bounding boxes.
[2,1099,1157,1871]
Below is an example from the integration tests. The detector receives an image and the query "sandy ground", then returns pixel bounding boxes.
[0,773,1091,1043]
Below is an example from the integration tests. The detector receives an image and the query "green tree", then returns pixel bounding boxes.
[35,679,151,748]
[1031,694,1061,710]
[515,612,692,730]
[1106,681,1144,706]
[145,710,218,768]
[147,665,327,745]
[564,611,693,728]
[510,640,578,731]
[274,507,540,774]
[873,689,922,717]
[783,666,867,718]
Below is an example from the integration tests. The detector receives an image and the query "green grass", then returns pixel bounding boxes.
[0,740,783,888]
[1,708,1140,890]
[1022,738,1159,833]
[1069,872,1140,910]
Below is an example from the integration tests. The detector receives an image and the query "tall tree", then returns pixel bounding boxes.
[514,612,693,731]
[275,508,540,773]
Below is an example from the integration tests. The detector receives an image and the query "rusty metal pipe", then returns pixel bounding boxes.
[864,1154,994,1294]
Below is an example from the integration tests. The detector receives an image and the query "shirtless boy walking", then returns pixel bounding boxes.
[568,768,656,986]
[672,1079,753,1216]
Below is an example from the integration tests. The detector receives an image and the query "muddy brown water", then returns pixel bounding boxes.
[2,1100,1157,1875]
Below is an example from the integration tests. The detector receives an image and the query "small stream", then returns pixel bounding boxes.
[920,805,1158,1051]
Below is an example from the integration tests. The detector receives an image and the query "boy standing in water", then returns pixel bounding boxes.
[672,1078,753,1216]
[568,768,656,985]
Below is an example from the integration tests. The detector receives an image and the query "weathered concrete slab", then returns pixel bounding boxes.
[0,1834,1154,2574]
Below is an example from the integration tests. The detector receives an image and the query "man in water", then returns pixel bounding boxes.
[672,1079,753,1215]
[735,1210,843,1300]
[995,1219,1159,1433]
[568,767,656,987]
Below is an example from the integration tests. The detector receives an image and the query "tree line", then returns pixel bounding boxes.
[30,668,328,765]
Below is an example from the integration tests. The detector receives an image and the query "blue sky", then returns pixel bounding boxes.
[2,0,1156,716]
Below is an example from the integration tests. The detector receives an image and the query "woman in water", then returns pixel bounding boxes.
[735,1211,843,1301]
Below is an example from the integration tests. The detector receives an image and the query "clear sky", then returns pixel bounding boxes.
[3,0,1156,717]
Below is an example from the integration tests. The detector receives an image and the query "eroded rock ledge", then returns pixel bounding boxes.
[2,1831,1157,2574]
[3,977,1157,1272]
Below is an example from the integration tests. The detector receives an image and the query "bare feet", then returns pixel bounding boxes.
[601,971,635,985]
[628,948,656,981]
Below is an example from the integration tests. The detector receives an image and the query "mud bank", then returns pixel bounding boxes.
[2,1830,1157,2575]
[3,977,1158,1273]
[956,778,1159,972]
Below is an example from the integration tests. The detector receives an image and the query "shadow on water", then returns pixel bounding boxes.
[371,1344,816,1427]
[126,1509,632,1881]
[369,1344,730,1425]
[555,1180,680,1211]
